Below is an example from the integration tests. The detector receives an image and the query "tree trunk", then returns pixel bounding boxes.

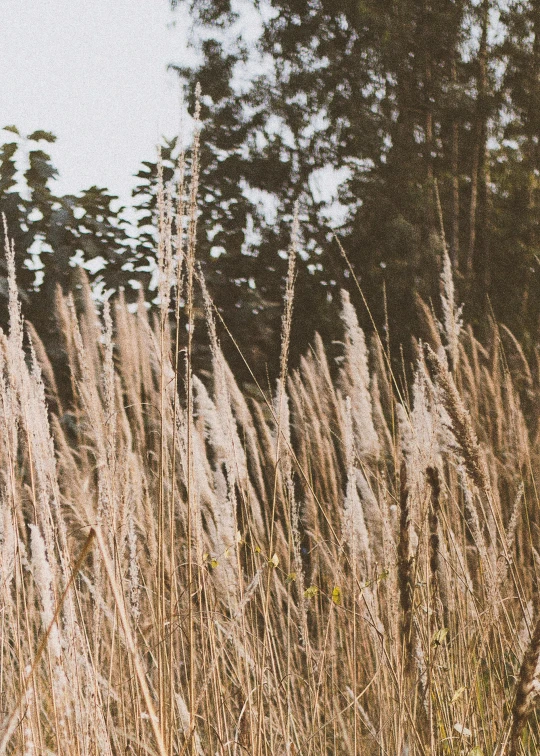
[521,4,540,320]
[467,0,489,280]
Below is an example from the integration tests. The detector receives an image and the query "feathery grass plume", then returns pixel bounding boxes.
[428,344,510,616]
[500,323,534,394]
[3,217,23,350]
[508,612,540,755]
[175,692,204,755]
[253,205,299,756]
[426,466,441,620]
[377,481,400,647]
[370,371,394,457]
[199,273,264,535]
[126,476,141,624]
[182,83,202,756]
[72,270,105,401]
[26,321,62,415]
[416,294,446,363]
[517,602,535,659]
[505,482,524,564]
[192,375,239,597]
[28,523,72,736]
[279,203,298,387]
[439,246,463,372]
[156,153,175,317]
[339,290,379,457]
[424,343,491,497]
[313,331,341,416]
[400,365,440,484]
[459,345,481,429]
[299,351,342,510]
[342,396,371,570]
[355,468,385,563]
[29,524,62,659]
[272,378,299,546]
[456,465,485,555]
[0,360,18,598]
[5,263,69,585]
[397,461,414,676]
[370,330,393,415]
[222,357,267,504]
[22,685,35,756]
[102,299,116,439]
[457,464,500,624]
[274,378,302,563]
[113,291,145,444]
[0,501,15,595]
[503,370,530,470]
[68,294,115,535]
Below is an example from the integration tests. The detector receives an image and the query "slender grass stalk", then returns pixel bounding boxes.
[3,131,540,754]
[0,529,95,755]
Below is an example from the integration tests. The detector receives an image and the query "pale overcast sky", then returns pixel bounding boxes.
[1,0,192,204]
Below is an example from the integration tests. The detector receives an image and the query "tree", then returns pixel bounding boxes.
[168,0,493,373]
[0,126,148,356]
[489,0,540,347]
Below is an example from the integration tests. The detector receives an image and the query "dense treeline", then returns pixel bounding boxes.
[3,1,540,380]
[173,0,540,369]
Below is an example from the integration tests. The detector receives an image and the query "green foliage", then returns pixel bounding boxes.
[0,127,151,363]
[167,0,540,368]
[5,1,540,380]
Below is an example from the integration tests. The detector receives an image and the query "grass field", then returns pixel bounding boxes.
[1,138,540,755]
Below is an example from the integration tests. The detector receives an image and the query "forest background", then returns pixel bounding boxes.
[2,0,539,381]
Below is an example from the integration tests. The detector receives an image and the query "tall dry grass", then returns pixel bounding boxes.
[1,144,540,755]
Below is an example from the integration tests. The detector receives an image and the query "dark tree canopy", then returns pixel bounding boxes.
[160,0,540,373]
[4,1,540,382]
[0,127,156,361]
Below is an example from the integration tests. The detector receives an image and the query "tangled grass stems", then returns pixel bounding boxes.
[1,145,540,754]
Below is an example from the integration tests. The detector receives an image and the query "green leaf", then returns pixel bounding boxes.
[432,627,449,647]
[450,686,466,704]
[332,586,342,606]
[304,586,319,599]
[28,130,56,143]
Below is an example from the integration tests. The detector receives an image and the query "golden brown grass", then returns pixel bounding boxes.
[2,148,540,755]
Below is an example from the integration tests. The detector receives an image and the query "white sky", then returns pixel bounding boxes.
[1,0,192,204]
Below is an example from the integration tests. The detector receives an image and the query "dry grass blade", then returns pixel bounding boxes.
[93,526,168,756]
[508,613,540,756]
[2,137,540,754]
[0,528,95,755]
